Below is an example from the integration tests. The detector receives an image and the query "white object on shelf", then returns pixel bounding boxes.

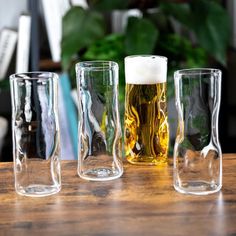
[41,0,70,62]
[0,28,17,79]
[112,9,142,33]
[15,14,31,73]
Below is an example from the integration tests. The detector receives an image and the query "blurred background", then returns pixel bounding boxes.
[0,0,235,161]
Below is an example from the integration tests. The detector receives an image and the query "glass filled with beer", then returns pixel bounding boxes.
[124,55,169,165]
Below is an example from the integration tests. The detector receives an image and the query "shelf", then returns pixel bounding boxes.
[39,59,61,71]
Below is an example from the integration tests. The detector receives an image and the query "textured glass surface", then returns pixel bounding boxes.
[76,61,123,181]
[10,72,61,197]
[174,69,222,195]
[125,83,168,165]
[124,55,169,165]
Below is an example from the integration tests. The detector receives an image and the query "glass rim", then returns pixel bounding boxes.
[9,71,58,81]
[76,60,118,71]
[125,54,167,62]
[174,68,221,76]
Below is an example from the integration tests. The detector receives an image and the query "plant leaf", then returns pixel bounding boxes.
[89,0,129,10]
[61,7,105,70]
[161,0,231,66]
[83,34,126,87]
[190,0,231,66]
[160,2,191,28]
[83,34,125,61]
[125,17,158,55]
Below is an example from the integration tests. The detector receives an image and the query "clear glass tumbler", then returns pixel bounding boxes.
[10,72,61,197]
[76,61,123,181]
[174,68,222,195]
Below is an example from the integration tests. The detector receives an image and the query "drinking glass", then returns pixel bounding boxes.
[10,72,61,197]
[174,68,222,195]
[124,55,169,165]
[76,61,123,181]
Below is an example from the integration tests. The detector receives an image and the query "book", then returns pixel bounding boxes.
[16,14,31,73]
[59,73,78,159]
[41,0,70,62]
[227,0,236,49]
[0,28,17,79]
[28,0,40,71]
[58,78,75,160]
[70,0,88,9]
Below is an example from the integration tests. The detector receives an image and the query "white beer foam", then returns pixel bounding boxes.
[125,55,167,84]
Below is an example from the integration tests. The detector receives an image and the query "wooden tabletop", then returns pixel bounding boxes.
[0,154,236,236]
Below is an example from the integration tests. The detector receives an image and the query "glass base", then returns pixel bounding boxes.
[127,156,168,166]
[16,184,61,197]
[78,167,123,181]
[174,181,222,195]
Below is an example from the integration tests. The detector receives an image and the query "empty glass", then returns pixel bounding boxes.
[173,68,222,195]
[10,72,61,197]
[76,61,123,181]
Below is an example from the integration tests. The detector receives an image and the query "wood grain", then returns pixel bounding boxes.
[0,154,236,236]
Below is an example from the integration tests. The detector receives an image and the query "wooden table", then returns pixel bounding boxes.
[0,154,236,236]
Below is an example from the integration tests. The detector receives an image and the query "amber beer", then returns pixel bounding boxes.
[124,55,169,165]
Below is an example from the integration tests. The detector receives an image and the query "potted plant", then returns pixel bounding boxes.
[61,0,231,153]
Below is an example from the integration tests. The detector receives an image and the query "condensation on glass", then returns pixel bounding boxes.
[174,68,222,195]
[76,61,123,181]
[10,72,61,197]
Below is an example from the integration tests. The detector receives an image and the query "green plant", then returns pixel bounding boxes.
[61,0,231,155]
[62,0,230,86]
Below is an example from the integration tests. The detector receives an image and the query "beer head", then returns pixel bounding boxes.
[125,55,167,84]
